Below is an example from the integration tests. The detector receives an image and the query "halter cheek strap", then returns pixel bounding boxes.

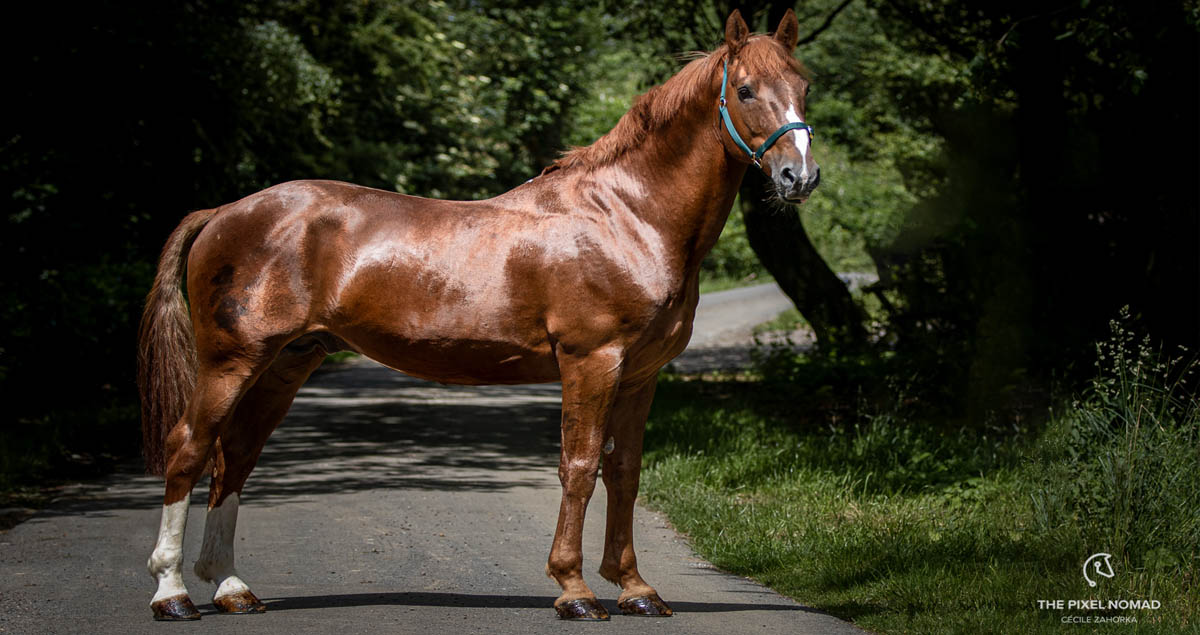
[719,59,814,169]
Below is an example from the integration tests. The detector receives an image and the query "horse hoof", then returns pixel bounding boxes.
[555,597,610,621]
[151,594,201,621]
[618,594,673,616]
[213,589,267,614]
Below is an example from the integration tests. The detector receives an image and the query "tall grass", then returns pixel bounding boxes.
[1029,311,1199,616]
[639,314,1198,633]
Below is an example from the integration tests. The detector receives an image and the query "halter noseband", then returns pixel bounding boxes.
[719,59,814,169]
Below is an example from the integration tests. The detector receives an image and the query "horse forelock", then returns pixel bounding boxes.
[547,36,808,175]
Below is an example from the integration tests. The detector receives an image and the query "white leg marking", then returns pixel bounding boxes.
[194,493,252,599]
[784,105,811,179]
[147,498,191,604]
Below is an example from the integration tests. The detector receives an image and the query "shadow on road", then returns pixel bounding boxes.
[257,591,824,615]
[240,361,565,503]
[26,360,567,518]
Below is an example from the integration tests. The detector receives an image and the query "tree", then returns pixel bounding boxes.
[0,0,605,476]
[869,1,1199,409]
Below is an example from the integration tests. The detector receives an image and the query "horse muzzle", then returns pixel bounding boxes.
[776,164,820,203]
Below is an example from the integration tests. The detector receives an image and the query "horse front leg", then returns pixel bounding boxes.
[598,376,672,616]
[547,346,624,620]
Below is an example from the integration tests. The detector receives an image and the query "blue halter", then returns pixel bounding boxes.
[719,59,814,169]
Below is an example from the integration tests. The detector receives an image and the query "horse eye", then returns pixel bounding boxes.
[736,86,753,101]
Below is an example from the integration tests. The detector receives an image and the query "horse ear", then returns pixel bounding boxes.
[725,10,750,55]
[774,8,800,52]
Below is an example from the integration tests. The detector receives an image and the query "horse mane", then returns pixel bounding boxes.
[545,36,810,174]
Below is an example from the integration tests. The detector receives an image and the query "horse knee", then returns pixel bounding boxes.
[559,457,601,495]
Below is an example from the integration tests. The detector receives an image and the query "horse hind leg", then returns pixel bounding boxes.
[193,345,327,614]
[148,359,269,620]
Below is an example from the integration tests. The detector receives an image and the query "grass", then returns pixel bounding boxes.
[698,272,774,295]
[638,320,1199,633]
[323,351,360,365]
[752,307,806,337]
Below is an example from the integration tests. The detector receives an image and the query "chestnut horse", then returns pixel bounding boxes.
[139,9,818,622]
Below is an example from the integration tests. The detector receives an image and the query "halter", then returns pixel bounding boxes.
[719,59,814,169]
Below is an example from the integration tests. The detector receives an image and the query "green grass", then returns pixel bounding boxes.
[752,307,806,337]
[698,272,774,295]
[639,325,1199,633]
[323,351,360,365]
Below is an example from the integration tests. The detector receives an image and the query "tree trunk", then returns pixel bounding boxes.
[740,168,868,353]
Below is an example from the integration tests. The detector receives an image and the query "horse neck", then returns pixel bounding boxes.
[608,96,748,275]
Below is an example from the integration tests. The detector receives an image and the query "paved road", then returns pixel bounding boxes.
[0,283,860,634]
[670,282,798,372]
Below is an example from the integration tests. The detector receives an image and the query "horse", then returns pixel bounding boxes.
[139,9,819,622]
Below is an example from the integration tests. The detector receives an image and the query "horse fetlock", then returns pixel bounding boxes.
[213,575,251,598]
[617,580,658,602]
[149,564,190,605]
[597,566,623,587]
[547,557,597,606]
[546,555,584,583]
[146,549,175,578]
[148,542,190,604]
[598,563,654,598]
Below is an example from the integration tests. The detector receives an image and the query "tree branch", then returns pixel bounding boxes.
[996,4,1074,50]
[879,0,976,59]
[796,0,856,46]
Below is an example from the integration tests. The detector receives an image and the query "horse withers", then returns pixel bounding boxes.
[139,9,819,622]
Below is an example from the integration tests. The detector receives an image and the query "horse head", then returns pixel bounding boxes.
[718,9,820,203]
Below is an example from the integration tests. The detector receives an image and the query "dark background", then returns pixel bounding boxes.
[2,0,1196,484]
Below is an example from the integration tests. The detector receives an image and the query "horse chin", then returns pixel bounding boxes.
[770,181,809,206]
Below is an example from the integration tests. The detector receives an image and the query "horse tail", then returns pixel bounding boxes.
[138,208,218,477]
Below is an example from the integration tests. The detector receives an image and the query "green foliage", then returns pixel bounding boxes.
[642,320,1200,632]
[701,199,767,282]
[752,307,805,336]
[0,0,607,489]
[1029,311,1200,583]
[794,142,913,272]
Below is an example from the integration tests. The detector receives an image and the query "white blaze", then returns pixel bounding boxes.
[784,106,810,180]
[147,498,191,603]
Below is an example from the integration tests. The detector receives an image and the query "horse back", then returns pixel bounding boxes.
[184,179,691,383]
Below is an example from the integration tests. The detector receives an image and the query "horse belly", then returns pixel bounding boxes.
[330,279,560,386]
[349,329,560,386]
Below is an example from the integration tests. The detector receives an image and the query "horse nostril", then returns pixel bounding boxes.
[780,166,796,185]
[811,166,821,189]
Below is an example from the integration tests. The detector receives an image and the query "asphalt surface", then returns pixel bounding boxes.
[0,282,862,635]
